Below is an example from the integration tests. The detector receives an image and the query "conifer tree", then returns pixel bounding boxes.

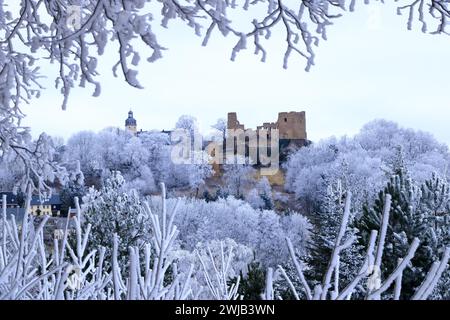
[306,181,363,291]
[420,173,450,299]
[231,261,266,300]
[358,160,432,298]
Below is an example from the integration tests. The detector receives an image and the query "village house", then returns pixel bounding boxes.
[29,194,63,217]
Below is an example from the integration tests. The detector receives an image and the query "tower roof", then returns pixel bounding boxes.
[125,110,136,126]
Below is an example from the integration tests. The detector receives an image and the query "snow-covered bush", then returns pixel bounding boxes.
[81,171,151,270]
[60,161,86,214]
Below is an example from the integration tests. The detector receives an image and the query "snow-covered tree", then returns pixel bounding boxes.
[82,171,150,270]
[419,173,450,299]
[166,150,213,195]
[304,180,363,296]
[211,118,227,141]
[285,120,450,215]
[64,131,103,187]
[245,189,265,210]
[138,130,172,183]
[232,261,267,300]
[356,120,450,183]
[63,126,212,195]
[222,159,256,199]
[246,177,274,210]
[0,151,25,191]
[357,169,436,298]
[152,196,311,269]
[0,131,67,196]
[176,115,198,137]
[3,0,449,112]
[60,161,86,215]
[119,136,157,194]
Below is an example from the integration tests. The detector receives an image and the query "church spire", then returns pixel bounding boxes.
[125,110,137,134]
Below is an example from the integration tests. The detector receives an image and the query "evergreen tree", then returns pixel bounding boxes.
[420,173,450,299]
[421,172,450,235]
[358,165,432,298]
[305,180,363,291]
[388,145,407,176]
[231,261,266,300]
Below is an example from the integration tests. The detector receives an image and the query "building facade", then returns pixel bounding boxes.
[30,194,62,217]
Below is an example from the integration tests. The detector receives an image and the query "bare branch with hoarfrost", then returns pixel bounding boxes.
[197,240,241,300]
[0,182,194,300]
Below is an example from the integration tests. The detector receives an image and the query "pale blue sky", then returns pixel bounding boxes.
[23,2,450,145]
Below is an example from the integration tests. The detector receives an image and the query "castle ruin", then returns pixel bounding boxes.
[228,111,307,140]
[226,111,309,162]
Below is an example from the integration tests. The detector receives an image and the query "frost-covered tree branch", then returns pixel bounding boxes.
[3,0,449,113]
[196,240,241,300]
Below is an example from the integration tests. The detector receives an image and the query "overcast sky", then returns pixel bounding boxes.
[22,2,450,146]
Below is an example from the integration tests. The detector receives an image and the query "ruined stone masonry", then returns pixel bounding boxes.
[227,111,309,163]
[227,111,307,140]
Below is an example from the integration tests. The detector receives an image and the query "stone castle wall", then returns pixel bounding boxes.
[227,111,307,140]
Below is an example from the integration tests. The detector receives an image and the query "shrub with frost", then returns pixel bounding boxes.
[81,171,150,270]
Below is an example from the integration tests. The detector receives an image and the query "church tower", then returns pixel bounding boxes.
[125,110,137,134]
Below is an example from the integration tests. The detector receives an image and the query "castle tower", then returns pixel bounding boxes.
[125,110,137,134]
[277,111,307,140]
[227,112,245,130]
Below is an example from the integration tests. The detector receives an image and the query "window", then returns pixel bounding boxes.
[284,118,288,122]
